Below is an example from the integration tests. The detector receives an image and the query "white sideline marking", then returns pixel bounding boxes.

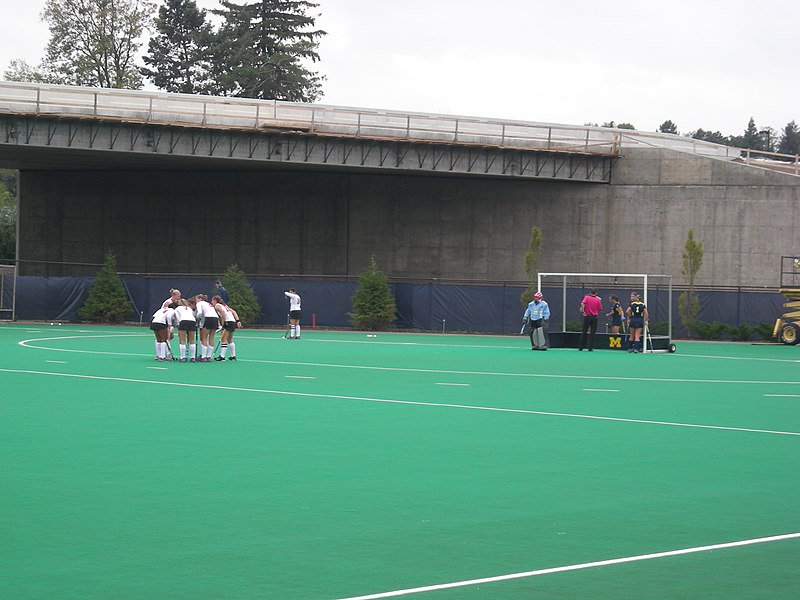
[435,383,470,387]
[764,394,800,398]
[583,388,620,393]
[17,336,800,387]
[1,368,798,437]
[285,376,316,380]
[45,360,67,364]
[146,367,168,371]
[335,532,800,600]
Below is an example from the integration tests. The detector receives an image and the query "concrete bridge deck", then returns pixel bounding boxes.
[0,81,755,182]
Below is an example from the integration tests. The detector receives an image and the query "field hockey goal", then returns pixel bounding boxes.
[536,272,674,352]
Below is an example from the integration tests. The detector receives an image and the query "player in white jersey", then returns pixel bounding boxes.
[284,288,302,339]
[173,299,197,362]
[212,296,241,360]
[150,306,175,361]
[194,294,219,362]
[161,288,181,310]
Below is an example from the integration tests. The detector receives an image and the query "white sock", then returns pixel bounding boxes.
[180,344,186,360]
[229,342,235,357]
[157,342,165,359]
[290,324,297,338]
[190,344,196,359]
[220,343,228,358]
[295,325,301,338]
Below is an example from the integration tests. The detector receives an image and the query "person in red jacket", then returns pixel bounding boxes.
[578,289,603,351]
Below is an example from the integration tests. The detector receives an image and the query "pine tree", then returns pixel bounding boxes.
[741,117,763,150]
[349,257,397,330]
[778,121,800,156]
[658,120,679,134]
[212,0,326,100]
[141,0,214,94]
[219,264,261,324]
[78,251,134,322]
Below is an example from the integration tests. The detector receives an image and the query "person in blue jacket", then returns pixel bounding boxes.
[523,292,550,350]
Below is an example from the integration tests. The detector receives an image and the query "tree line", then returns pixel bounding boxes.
[4,0,326,102]
[597,118,800,156]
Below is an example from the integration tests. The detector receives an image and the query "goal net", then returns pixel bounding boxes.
[0,263,16,321]
[537,272,673,351]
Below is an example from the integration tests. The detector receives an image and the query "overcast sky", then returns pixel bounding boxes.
[1,0,797,136]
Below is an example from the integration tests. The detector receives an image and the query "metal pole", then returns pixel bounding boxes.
[643,274,649,352]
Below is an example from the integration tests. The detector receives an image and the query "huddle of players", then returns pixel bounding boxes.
[150,288,241,362]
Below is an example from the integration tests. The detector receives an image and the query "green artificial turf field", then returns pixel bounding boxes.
[1,324,798,599]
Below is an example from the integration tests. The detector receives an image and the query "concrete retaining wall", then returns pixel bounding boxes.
[17,146,800,287]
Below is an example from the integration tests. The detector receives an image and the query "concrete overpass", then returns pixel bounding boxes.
[0,81,740,182]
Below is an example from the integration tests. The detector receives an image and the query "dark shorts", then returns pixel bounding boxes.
[178,320,196,332]
[290,310,302,321]
[530,318,543,329]
[629,316,644,329]
[203,317,219,331]
[611,316,622,326]
[150,322,167,331]
[223,321,237,332]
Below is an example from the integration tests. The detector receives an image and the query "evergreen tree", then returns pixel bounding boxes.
[142,0,214,93]
[658,120,678,134]
[778,121,800,156]
[741,117,764,150]
[219,264,261,324]
[349,257,397,330]
[77,251,134,322]
[690,128,728,145]
[211,0,326,100]
[678,229,703,337]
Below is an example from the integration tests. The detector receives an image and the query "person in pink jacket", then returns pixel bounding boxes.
[578,289,602,351]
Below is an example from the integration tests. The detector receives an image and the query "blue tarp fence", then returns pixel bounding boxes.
[10,275,787,337]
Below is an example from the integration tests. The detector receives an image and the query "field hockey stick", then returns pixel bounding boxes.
[283,313,290,338]
[519,321,527,335]
[165,337,175,361]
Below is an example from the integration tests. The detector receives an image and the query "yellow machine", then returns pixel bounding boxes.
[774,257,800,345]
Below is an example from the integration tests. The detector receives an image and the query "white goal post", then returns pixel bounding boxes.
[537,272,673,351]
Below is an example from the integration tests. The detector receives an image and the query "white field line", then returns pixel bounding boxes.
[17,336,800,388]
[1,368,798,437]
[435,383,470,387]
[764,394,800,398]
[334,532,800,600]
[45,360,67,364]
[583,388,620,393]
[285,375,316,380]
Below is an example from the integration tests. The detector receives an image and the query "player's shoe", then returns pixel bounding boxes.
[214,356,224,361]
[228,356,237,361]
